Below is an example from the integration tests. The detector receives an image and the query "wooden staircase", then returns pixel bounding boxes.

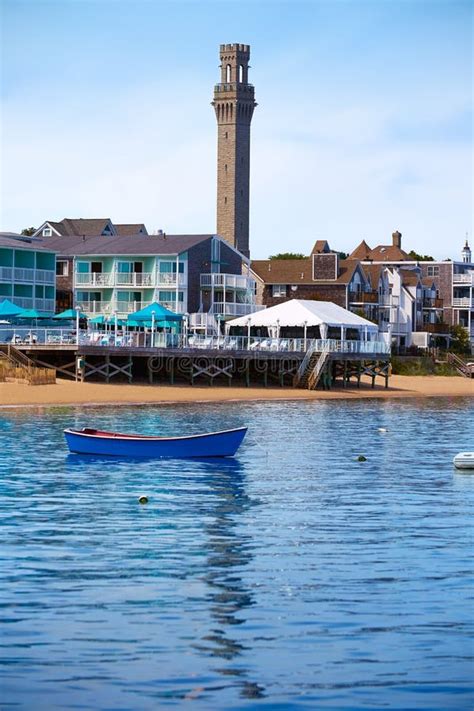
[0,344,56,385]
[447,352,474,378]
[294,345,331,389]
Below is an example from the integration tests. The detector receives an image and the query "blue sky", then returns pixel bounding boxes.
[1,0,472,260]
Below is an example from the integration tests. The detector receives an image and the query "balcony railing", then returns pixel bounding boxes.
[0,266,12,281]
[75,273,114,287]
[200,273,255,290]
[115,272,153,287]
[12,297,34,309]
[422,323,449,334]
[155,272,187,287]
[453,297,472,308]
[422,298,443,308]
[210,302,264,316]
[14,268,35,282]
[76,301,105,315]
[453,273,474,285]
[36,269,56,284]
[35,298,56,312]
[348,291,378,304]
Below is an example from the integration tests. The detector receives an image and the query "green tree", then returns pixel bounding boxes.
[338,251,348,260]
[268,252,306,260]
[408,249,434,261]
[21,227,36,236]
[449,325,471,354]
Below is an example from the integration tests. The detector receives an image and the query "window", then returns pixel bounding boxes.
[427,266,439,277]
[43,227,52,237]
[56,260,69,276]
[272,284,287,297]
[226,64,231,82]
[159,261,184,274]
[239,64,244,83]
[159,291,183,302]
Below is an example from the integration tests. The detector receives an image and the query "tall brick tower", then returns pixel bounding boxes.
[213,43,256,258]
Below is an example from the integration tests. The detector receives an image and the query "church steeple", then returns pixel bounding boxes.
[212,43,256,258]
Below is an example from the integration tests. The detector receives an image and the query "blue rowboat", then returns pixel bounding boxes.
[64,426,247,458]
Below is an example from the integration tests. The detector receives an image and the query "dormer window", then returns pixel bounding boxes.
[43,227,52,237]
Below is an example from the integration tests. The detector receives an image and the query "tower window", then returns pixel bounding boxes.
[226,64,231,82]
[239,64,244,83]
[224,197,227,204]
[225,131,228,139]
[225,164,227,172]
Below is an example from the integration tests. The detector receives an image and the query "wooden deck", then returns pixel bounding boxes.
[16,343,391,388]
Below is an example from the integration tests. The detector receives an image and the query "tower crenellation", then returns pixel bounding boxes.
[213,42,256,258]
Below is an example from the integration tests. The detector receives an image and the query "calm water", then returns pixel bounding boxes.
[0,398,473,710]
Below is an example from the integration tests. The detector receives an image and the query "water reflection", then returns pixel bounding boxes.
[196,459,266,699]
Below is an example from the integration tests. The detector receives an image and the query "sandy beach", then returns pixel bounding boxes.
[0,375,472,408]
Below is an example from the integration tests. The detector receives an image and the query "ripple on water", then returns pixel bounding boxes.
[0,398,473,709]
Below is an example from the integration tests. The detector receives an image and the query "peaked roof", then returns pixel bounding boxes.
[48,218,114,236]
[251,258,362,286]
[399,268,421,287]
[349,240,372,260]
[368,244,410,261]
[311,240,331,254]
[115,223,148,235]
[39,232,215,257]
[129,302,182,321]
[0,232,56,252]
[227,299,378,330]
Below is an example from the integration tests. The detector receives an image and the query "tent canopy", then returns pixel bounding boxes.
[54,308,86,319]
[226,300,379,333]
[128,302,182,323]
[17,309,51,319]
[0,299,26,317]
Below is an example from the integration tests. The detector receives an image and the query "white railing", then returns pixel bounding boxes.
[186,336,390,354]
[200,273,255,290]
[75,273,113,287]
[453,297,472,307]
[14,268,35,282]
[453,273,474,285]
[76,301,104,315]
[155,272,187,286]
[36,269,56,284]
[210,302,265,316]
[0,266,13,281]
[115,272,153,287]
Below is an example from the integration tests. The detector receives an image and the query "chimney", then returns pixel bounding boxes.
[392,231,402,249]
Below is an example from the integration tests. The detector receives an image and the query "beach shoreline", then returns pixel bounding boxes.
[0,375,472,409]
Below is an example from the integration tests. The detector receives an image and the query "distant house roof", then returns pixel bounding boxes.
[311,240,331,254]
[115,223,148,236]
[399,269,421,287]
[251,258,361,286]
[360,262,385,288]
[368,244,410,261]
[41,232,215,257]
[349,240,372,260]
[43,218,115,237]
[0,232,56,252]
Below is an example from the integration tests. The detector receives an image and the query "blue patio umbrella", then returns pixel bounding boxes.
[0,299,27,317]
[17,309,51,319]
[53,308,87,319]
[128,302,182,323]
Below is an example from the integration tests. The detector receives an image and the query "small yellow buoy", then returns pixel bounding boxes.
[138,495,149,504]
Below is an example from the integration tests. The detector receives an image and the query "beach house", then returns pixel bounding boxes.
[0,232,56,314]
[39,227,257,326]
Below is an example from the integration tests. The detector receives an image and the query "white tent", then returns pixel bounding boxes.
[226,299,379,340]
